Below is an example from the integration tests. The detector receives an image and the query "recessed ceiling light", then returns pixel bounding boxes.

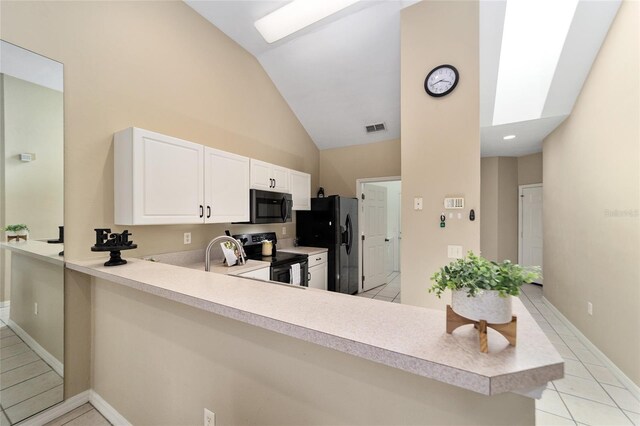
[503,135,516,140]
[492,0,578,125]
[254,0,360,44]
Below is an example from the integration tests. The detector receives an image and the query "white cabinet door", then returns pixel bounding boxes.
[238,267,270,281]
[290,170,310,210]
[250,159,273,191]
[308,263,328,291]
[250,159,291,193]
[115,127,204,225]
[204,148,250,223]
[271,165,290,193]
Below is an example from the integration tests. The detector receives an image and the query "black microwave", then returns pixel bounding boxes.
[249,189,292,224]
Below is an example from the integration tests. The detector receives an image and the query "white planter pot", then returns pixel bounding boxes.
[5,231,16,240]
[451,289,512,324]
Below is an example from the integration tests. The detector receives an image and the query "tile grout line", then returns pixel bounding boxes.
[1,374,63,410]
[0,358,42,376]
[520,289,578,424]
[522,286,640,425]
[58,406,98,426]
[4,383,64,424]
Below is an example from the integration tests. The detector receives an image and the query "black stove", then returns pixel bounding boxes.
[233,232,309,286]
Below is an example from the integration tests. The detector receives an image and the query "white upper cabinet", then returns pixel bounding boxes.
[115,128,204,225]
[204,147,250,223]
[250,159,290,193]
[289,170,311,210]
[115,128,250,225]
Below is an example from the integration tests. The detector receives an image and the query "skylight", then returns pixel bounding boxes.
[492,0,578,126]
[254,0,360,44]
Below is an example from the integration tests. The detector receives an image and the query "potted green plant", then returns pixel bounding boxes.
[4,224,30,241]
[429,252,539,324]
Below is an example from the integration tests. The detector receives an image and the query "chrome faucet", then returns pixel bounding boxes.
[204,236,246,271]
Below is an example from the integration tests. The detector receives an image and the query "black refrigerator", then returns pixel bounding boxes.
[296,196,359,295]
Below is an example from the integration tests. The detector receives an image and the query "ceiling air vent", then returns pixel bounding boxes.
[365,122,386,133]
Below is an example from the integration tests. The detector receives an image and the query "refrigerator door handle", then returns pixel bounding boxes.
[345,213,353,255]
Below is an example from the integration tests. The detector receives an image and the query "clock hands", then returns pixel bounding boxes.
[429,79,451,88]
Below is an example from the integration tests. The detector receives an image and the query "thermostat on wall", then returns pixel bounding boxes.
[444,197,464,209]
[19,153,36,162]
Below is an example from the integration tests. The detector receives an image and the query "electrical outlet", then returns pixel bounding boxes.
[587,302,593,316]
[184,232,191,245]
[34,302,38,315]
[204,409,215,426]
[414,197,423,210]
[282,226,287,235]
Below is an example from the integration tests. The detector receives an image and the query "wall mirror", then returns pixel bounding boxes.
[0,40,64,424]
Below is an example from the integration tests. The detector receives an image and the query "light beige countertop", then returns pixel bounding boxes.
[279,246,328,256]
[1,240,64,266]
[65,258,563,396]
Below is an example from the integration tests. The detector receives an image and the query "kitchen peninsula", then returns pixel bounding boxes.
[66,257,563,425]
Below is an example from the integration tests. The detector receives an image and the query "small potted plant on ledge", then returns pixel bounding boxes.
[4,224,30,242]
[429,252,539,324]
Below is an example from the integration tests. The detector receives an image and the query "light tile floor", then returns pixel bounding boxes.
[518,284,640,426]
[0,309,64,425]
[356,272,401,303]
[44,403,110,426]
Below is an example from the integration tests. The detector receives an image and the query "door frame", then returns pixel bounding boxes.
[356,176,401,293]
[518,183,543,265]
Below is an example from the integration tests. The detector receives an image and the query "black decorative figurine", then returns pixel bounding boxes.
[91,228,137,266]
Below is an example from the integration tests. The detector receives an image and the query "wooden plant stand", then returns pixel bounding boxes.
[6,235,27,242]
[446,305,517,353]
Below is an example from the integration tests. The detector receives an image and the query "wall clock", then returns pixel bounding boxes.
[424,64,459,97]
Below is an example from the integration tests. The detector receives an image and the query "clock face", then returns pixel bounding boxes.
[424,65,459,97]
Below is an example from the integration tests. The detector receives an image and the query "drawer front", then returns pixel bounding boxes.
[308,251,328,268]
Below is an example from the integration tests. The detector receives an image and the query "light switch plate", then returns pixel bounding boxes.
[447,245,463,259]
[414,197,423,210]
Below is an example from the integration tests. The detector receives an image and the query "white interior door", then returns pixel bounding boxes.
[362,184,387,291]
[520,185,543,283]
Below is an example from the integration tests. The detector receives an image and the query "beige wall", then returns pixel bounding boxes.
[518,153,543,185]
[497,157,518,262]
[543,1,639,385]
[9,253,64,365]
[481,156,537,263]
[0,0,319,262]
[480,158,499,260]
[401,1,480,309]
[0,0,319,399]
[319,138,400,197]
[92,278,534,425]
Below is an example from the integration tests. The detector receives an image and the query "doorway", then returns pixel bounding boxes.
[519,184,543,284]
[357,177,402,294]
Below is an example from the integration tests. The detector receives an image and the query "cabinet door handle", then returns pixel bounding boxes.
[269,178,273,188]
[207,206,211,218]
[316,257,322,261]
[308,272,311,281]
[274,179,277,188]
[199,205,204,218]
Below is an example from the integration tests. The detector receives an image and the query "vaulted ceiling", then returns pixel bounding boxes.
[186,0,620,156]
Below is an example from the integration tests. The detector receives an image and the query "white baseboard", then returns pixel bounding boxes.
[542,296,640,400]
[14,389,131,426]
[17,390,90,426]
[8,319,63,377]
[0,300,10,308]
[89,390,132,426]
